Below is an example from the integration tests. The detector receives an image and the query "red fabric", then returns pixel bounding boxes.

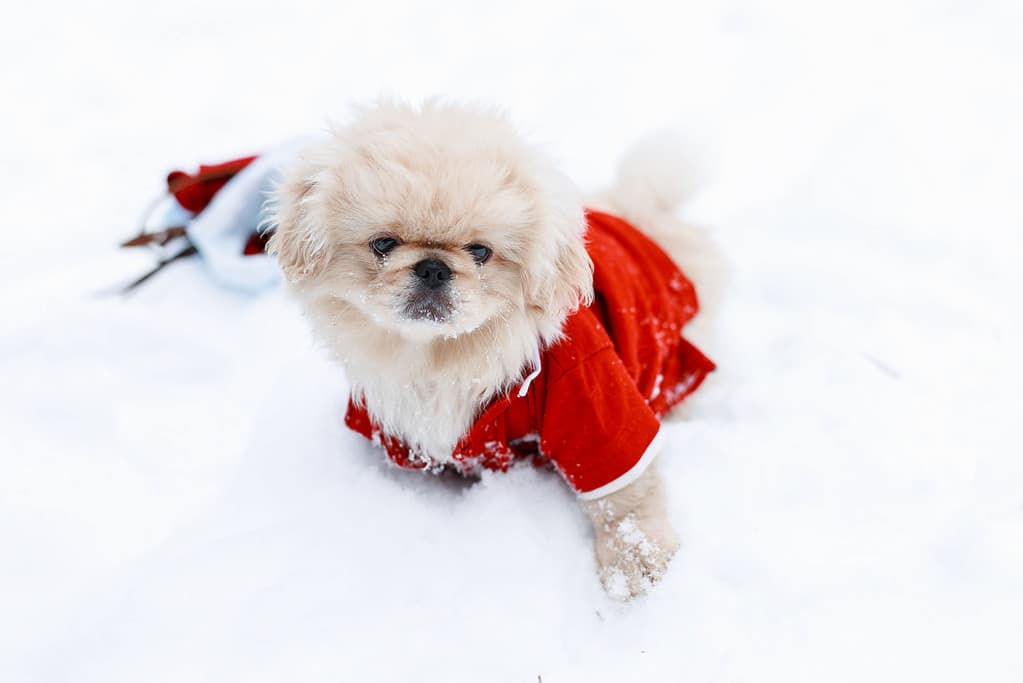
[345,209,716,495]
[243,231,273,255]
[166,156,257,213]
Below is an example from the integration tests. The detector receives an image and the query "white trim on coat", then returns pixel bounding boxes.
[575,428,664,501]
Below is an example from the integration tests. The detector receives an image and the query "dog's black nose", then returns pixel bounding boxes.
[413,259,452,289]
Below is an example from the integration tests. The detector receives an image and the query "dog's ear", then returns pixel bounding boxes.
[267,158,331,283]
[524,208,594,337]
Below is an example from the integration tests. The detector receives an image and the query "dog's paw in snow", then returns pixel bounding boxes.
[594,513,679,599]
[584,464,679,599]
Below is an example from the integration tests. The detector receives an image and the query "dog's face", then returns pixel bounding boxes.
[269,102,593,343]
[286,149,543,340]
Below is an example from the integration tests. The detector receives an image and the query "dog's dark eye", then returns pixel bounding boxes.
[465,244,492,264]
[370,237,400,257]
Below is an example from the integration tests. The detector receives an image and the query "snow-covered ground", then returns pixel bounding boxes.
[2,1,1021,680]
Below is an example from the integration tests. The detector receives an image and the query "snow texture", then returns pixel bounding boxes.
[2,1,1021,681]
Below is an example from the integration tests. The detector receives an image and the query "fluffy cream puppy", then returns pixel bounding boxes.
[268,100,722,599]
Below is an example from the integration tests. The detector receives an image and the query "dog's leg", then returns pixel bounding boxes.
[582,463,679,599]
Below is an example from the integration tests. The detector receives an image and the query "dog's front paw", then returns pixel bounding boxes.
[594,513,679,600]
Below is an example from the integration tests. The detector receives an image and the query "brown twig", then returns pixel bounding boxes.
[120,226,188,248]
[120,244,198,293]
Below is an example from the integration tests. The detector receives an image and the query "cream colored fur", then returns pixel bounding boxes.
[584,463,679,599]
[268,100,723,598]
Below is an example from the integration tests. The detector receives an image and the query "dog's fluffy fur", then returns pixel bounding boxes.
[269,100,723,598]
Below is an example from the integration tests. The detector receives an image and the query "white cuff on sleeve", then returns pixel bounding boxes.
[575,428,665,501]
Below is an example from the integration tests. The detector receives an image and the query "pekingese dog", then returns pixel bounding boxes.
[268,100,724,599]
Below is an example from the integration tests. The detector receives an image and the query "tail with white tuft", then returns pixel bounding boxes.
[589,132,726,347]
[604,132,705,222]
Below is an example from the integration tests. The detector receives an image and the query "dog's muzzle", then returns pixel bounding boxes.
[404,259,455,322]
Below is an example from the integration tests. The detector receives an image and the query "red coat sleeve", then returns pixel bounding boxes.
[538,316,663,499]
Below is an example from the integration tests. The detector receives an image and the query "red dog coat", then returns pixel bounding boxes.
[345,209,716,499]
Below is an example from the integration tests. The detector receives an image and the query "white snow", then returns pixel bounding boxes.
[2,1,1021,681]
